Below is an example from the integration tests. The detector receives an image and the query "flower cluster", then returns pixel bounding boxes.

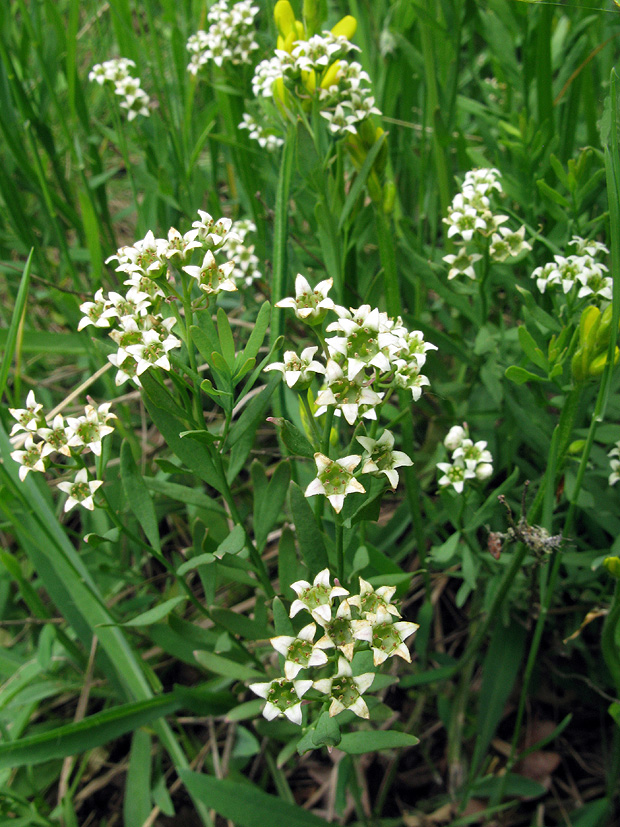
[436,424,493,493]
[241,2,381,146]
[249,570,418,724]
[88,58,150,121]
[270,275,426,511]
[9,392,113,511]
[186,0,260,73]
[609,441,620,487]
[442,168,531,280]
[82,210,258,385]
[531,236,611,302]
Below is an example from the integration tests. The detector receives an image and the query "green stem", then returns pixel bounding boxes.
[335,517,344,583]
[602,581,620,692]
[301,393,322,448]
[374,207,401,318]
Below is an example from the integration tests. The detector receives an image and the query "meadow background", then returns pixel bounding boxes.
[1,0,620,825]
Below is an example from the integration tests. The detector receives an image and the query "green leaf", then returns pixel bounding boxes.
[338,730,420,754]
[505,365,545,385]
[121,441,161,552]
[312,712,341,748]
[141,372,224,493]
[217,306,236,369]
[470,621,527,774]
[536,179,570,208]
[214,524,246,558]
[252,461,291,551]
[179,771,331,827]
[338,132,387,232]
[472,772,546,799]
[278,528,300,598]
[0,695,181,770]
[193,650,264,682]
[144,479,227,515]
[227,374,279,480]
[179,429,219,446]
[210,608,270,640]
[239,301,271,365]
[124,730,152,827]
[289,482,328,572]
[267,417,316,458]
[120,596,186,627]
[517,325,548,371]
[0,248,32,399]
[177,553,216,576]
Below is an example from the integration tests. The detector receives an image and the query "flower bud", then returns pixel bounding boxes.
[604,556,620,579]
[274,0,296,37]
[331,14,357,40]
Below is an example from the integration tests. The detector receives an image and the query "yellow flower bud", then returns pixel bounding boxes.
[320,61,340,90]
[579,305,601,347]
[272,76,289,108]
[331,14,357,40]
[589,347,620,376]
[274,0,296,37]
[302,68,316,94]
[604,557,620,579]
[294,20,305,39]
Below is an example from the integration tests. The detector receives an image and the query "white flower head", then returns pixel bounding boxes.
[275,275,335,325]
[313,600,357,661]
[356,430,413,489]
[443,248,482,280]
[9,391,44,434]
[352,606,419,666]
[347,577,400,620]
[289,568,349,624]
[304,452,365,513]
[270,623,328,679]
[38,414,72,458]
[264,346,325,389]
[315,359,384,425]
[444,425,467,452]
[10,434,47,481]
[57,468,103,512]
[313,656,375,719]
[437,457,476,493]
[182,250,237,294]
[66,402,116,456]
[249,677,313,725]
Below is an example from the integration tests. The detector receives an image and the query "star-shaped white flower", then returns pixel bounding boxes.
[57,468,103,512]
[315,360,383,425]
[356,430,413,489]
[38,414,72,458]
[313,656,374,718]
[249,677,313,725]
[182,250,237,294]
[264,346,325,389]
[352,606,419,666]
[66,403,116,456]
[305,452,365,513]
[270,623,329,679]
[10,434,47,481]
[275,274,336,324]
[436,458,476,494]
[9,391,44,434]
[289,568,349,624]
[313,599,357,661]
[346,577,400,620]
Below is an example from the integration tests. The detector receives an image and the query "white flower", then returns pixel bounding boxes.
[182,250,237,294]
[289,568,349,624]
[125,329,181,375]
[270,623,328,679]
[249,677,313,725]
[346,577,400,619]
[264,346,325,389]
[9,391,44,434]
[610,459,620,487]
[356,430,413,489]
[315,359,383,425]
[443,248,482,280]
[10,435,47,481]
[444,425,466,451]
[66,403,116,456]
[436,458,476,494]
[313,657,375,719]
[38,414,72,458]
[452,438,493,471]
[351,606,419,666]
[489,225,531,262]
[57,468,103,512]
[78,289,116,330]
[275,274,336,324]
[185,211,236,249]
[326,304,397,381]
[313,599,357,661]
[304,452,365,513]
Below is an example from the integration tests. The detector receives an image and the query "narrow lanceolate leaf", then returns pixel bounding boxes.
[124,730,152,827]
[119,596,187,627]
[179,771,331,827]
[338,730,420,754]
[0,695,181,770]
[252,460,291,551]
[0,248,32,400]
[289,482,328,572]
[193,650,264,682]
[121,440,161,552]
[470,621,527,775]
